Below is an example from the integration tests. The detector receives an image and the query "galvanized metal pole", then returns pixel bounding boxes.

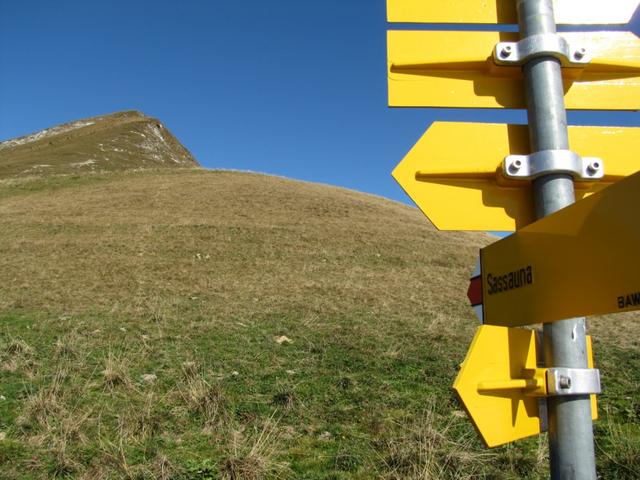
[517,1,597,478]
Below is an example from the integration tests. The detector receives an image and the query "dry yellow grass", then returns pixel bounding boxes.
[0,168,492,332]
[2,166,633,344]
[0,166,636,363]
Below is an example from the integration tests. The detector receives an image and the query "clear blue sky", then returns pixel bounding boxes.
[0,1,638,205]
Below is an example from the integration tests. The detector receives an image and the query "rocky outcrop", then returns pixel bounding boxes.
[0,111,199,178]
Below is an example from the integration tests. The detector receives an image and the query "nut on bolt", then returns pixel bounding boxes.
[500,44,513,58]
[587,160,601,175]
[509,158,523,174]
[559,375,572,389]
[574,47,587,60]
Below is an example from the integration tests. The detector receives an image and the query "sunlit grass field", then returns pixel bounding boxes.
[0,168,638,479]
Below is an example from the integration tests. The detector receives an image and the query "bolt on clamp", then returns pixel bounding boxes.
[503,150,604,181]
[494,33,591,67]
[546,368,601,396]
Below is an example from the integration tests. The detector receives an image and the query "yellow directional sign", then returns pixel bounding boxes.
[453,325,543,447]
[454,325,597,447]
[479,170,640,326]
[387,31,640,109]
[392,122,640,231]
[387,0,639,25]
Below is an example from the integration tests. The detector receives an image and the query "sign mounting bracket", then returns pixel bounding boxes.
[547,368,602,396]
[503,150,604,181]
[494,33,591,67]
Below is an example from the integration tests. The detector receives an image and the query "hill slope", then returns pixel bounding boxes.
[0,168,488,320]
[0,114,637,480]
[0,111,198,178]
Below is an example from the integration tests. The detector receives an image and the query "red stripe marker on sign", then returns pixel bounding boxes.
[467,276,482,306]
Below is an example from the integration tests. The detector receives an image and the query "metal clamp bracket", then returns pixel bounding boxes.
[547,368,601,396]
[494,33,591,67]
[503,150,604,181]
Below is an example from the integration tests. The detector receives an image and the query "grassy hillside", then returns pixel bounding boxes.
[0,116,638,479]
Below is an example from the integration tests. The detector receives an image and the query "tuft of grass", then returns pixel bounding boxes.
[1,335,36,374]
[271,382,296,410]
[19,369,67,432]
[153,454,179,480]
[48,436,81,478]
[54,333,79,360]
[4,337,33,356]
[220,415,289,480]
[181,361,199,379]
[101,351,131,389]
[378,404,494,480]
[178,366,225,432]
[117,390,163,443]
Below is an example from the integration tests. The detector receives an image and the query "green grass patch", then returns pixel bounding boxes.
[0,307,635,479]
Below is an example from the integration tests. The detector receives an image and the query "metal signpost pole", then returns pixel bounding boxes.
[517,0,597,478]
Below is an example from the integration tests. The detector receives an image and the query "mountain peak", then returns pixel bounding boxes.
[0,111,199,178]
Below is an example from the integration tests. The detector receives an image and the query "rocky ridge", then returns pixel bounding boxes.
[0,110,199,178]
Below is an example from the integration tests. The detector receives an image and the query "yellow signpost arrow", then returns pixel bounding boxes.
[477,170,640,326]
[453,325,544,447]
[392,122,640,230]
[454,325,597,448]
[387,0,639,25]
[388,30,640,109]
